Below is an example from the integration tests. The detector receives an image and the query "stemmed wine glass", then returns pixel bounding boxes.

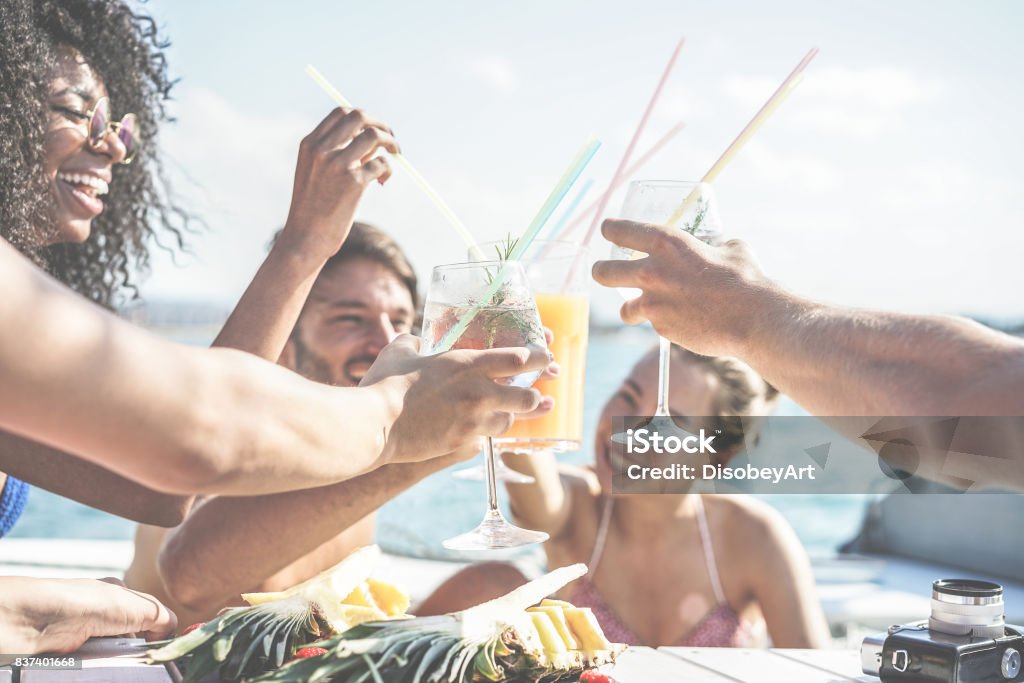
[611,180,723,427]
[420,260,550,550]
[453,240,590,484]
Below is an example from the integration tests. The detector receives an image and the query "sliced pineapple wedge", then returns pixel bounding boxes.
[341,583,379,609]
[562,606,613,651]
[284,545,382,601]
[528,605,579,650]
[367,577,411,616]
[236,545,401,632]
[540,598,574,608]
[529,611,569,654]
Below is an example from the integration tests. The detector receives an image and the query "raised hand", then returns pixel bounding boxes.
[278,107,399,262]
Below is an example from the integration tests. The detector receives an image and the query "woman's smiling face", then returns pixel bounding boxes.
[593,349,719,493]
[43,47,128,245]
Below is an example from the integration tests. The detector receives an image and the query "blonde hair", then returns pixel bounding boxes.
[669,345,779,459]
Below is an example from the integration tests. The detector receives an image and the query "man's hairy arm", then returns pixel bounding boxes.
[740,296,1024,417]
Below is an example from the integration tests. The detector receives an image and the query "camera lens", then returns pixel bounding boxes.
[930,579,1005,639]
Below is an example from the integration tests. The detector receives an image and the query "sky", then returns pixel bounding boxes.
[137,0,1024,323]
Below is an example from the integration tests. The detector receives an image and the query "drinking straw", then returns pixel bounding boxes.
[304,64,486,261]
[580,36,686,248]
[507,136,601,262]
[434,136,602,353]
[559,121,686,240]
[543,178,594,245]
[665,48,818,227]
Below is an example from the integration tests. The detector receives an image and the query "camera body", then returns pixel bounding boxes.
[862,580,1024,682]
[862,621,1023,682]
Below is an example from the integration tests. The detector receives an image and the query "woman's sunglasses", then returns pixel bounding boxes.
[51,96,139,164]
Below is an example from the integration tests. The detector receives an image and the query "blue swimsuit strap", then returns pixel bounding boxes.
[0,475,30,538]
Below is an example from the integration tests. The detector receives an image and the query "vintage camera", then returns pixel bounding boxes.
[862,580,1023,682]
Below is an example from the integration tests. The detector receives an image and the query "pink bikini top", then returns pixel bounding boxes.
[569,495,754,648]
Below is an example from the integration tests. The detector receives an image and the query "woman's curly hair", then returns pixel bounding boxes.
[0,0,192,308]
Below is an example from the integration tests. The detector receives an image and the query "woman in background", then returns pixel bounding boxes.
[502,344,830,648]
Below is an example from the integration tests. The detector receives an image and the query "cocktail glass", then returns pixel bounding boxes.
[421,261,550,550]
[454,240,591,483]
[611,180,723,421]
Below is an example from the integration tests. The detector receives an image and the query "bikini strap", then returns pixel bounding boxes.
[694,496,727,606]
[587,496,614,572]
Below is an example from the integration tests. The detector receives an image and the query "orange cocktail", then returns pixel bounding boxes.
[477,240,589,452]
[499,291,589,449]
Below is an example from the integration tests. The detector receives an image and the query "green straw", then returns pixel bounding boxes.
[434,136,602,353]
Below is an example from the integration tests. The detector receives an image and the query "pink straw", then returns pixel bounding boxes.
[580,36,686,248]
[559,120,686,240]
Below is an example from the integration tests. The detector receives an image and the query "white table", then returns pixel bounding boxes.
[9,639,877,682]
[9,638,174,683]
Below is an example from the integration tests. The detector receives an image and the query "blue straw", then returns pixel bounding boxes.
[543,178,594,246]
[508,136,601,262]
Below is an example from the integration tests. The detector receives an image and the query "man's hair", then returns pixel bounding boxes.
[322,222,418,308]
[271,222,419,312]
[670,344,780,459]
[0,0,194,308]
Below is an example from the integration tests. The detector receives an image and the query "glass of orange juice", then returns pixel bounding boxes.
[499,240,589,451]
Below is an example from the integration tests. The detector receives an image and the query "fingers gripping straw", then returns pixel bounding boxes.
[435,136,602,353]
[304,64,487,262]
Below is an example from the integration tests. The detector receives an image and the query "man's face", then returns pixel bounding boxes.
[282,258,415,386]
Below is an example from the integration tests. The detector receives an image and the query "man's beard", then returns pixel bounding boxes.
[290,336,376,387]
[291,335,346,386]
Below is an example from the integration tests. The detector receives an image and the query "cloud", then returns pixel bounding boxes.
[740,141,843,193]
[466,56,521,93]
[144,88,310,302]
[722,66,945,139]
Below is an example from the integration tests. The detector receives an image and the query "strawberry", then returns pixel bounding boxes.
[580,671,617,683]
[293,646,328,659]
[181,622,205,636]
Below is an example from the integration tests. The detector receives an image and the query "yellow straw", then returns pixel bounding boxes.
[304,64,486,261]
[666,49,817,227]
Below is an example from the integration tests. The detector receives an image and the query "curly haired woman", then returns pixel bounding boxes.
[0,0,407,528]
[0,0,548,655]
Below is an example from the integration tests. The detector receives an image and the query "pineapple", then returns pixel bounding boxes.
[250,564,626,683]
[146,545,408,682]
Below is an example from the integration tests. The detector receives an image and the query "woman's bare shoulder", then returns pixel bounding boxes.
[704,495,795,553]
[557,463,602,497]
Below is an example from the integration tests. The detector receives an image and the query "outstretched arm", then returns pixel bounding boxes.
[738,504,830,649]
[0,432,190,527]
[0,240,548,496]
[594,219,1024,417]
[156,454,465,613]
[502,450,576,540]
